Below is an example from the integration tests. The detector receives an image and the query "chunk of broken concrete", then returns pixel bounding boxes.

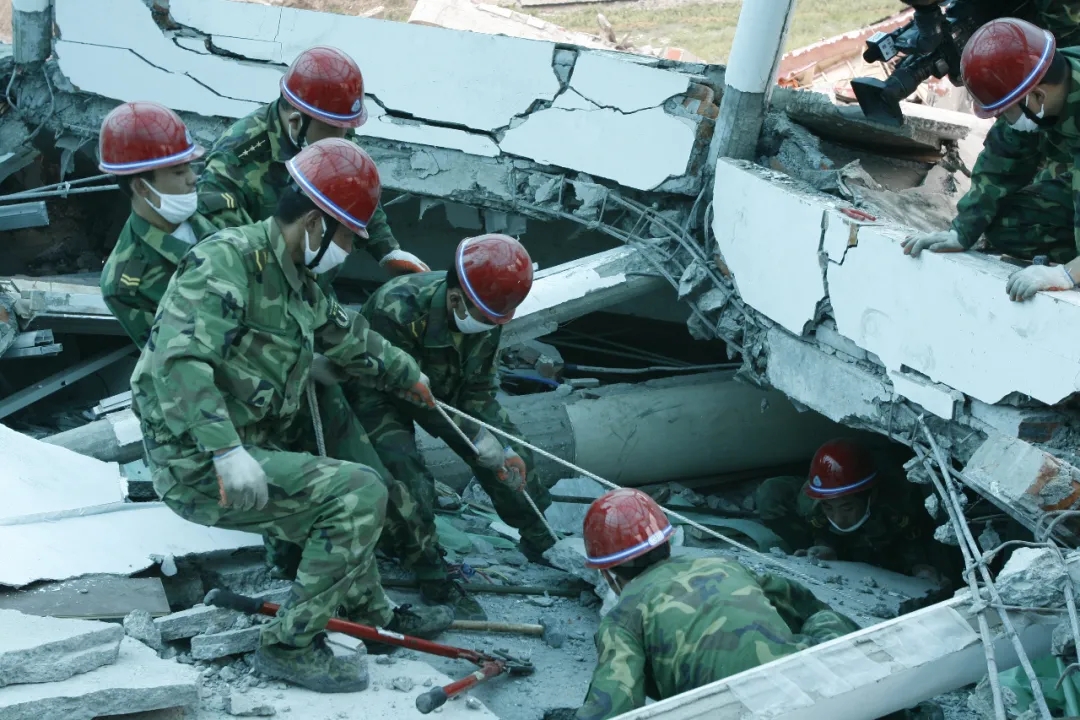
[0,637,198,720]
[155,604,237,642]
[190,626,262,660]
[124,609,164,651]
[0,609,123,687]
[226,692,277,716]
[996,547,1067,609]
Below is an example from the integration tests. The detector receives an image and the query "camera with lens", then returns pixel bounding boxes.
[851,1,981,126]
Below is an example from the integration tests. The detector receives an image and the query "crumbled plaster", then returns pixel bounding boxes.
[886,370,962,422]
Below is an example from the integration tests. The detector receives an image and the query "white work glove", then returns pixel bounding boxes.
[1005,264,1076,302]
[309,353,344,387]
[380,249,430,276]
[472,428,505,470]
[901,229,965,257]
[213,446,269,512]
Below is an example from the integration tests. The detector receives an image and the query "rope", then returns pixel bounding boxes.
[306,381,326,457]
[435,402,561,544]
[434,399,874,612]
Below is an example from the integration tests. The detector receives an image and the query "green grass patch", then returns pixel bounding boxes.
[534,0,902,63]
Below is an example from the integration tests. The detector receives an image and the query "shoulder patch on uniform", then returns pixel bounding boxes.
[116,256,148,295]
[234,135,270,163]
[198,192,239,214]
[330,300,350,329]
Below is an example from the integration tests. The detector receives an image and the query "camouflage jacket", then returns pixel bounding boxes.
[790,476,933,575]
[953,50,1080,248]
[576,557,826,720]
[130,218,421,494]
[100,210,219,348]
[196,98,399,265]
[358,272,524,449]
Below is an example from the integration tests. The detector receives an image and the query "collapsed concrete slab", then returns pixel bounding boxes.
[0,609,123,687]
[0,637,199,720]
[0,422,122,521]
[0,502,261,587]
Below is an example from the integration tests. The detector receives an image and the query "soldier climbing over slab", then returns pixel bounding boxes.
[546,488,859,720]
[99,101,252,348]
[130,139,453,693]
[902,18,1080,302]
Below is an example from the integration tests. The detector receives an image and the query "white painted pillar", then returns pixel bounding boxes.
[12,0,53,65]
[710,0,798,163]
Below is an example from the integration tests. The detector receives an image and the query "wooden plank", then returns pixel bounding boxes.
[0,575,170,619]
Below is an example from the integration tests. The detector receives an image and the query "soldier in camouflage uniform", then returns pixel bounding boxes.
[131,139,452,693]
[196,45,428,277]
[351,234,552,620]
[559,489,858,720]
[755,439,950,584]
[903,18,1080,301]
[98,102,251,348]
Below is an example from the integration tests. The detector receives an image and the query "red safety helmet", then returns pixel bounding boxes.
[98,101,204,176]
[286,138,380,235]
[280,46,368,128]
[961,18,1057,119]
[455,234,533,325]
[804,439,878,501]
[583,489,674,570]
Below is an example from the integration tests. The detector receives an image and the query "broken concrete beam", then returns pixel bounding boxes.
[0,609,124,687]
[190,626,261,661]
[962,434,1080,543]
[501,245,668,348]
[771,85,973,153]
[0,637,199,720]
[965,399,1067,444]
[43,408,145,465]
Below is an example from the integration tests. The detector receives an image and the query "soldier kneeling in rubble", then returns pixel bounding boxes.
[548,488,858,720]
[130,138,452,693]
[756,439,949,585]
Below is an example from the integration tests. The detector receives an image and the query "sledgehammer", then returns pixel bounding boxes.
[203,589,534,713]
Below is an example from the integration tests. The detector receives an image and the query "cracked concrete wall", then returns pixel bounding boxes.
[50,0,708,192]
[712,158,1080,410]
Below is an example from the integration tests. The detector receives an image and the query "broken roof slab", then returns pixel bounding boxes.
[49,0,703,192]
[164,0,562,131]
[713,158,1080,407]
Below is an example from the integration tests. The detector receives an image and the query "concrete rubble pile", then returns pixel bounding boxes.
[5,0,1080,719]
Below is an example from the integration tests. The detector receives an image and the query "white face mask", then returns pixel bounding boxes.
[828,505,872,534]
[304,217,349,275]
[453,302,496,334]
[143,181,198,224]
[1009,97,1045,133]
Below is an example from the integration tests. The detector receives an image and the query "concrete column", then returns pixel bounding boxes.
[709,0,798,164]
[12,0,53,65]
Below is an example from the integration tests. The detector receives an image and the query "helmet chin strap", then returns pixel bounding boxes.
[288,112,314,150]
[1020,99,1056,128]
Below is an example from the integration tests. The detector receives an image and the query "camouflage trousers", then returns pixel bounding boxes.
[755,571,860,644]
[349,389,554,578]
[982,175,1077,264]
[150,443,394,649]
[267,381,442,580]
